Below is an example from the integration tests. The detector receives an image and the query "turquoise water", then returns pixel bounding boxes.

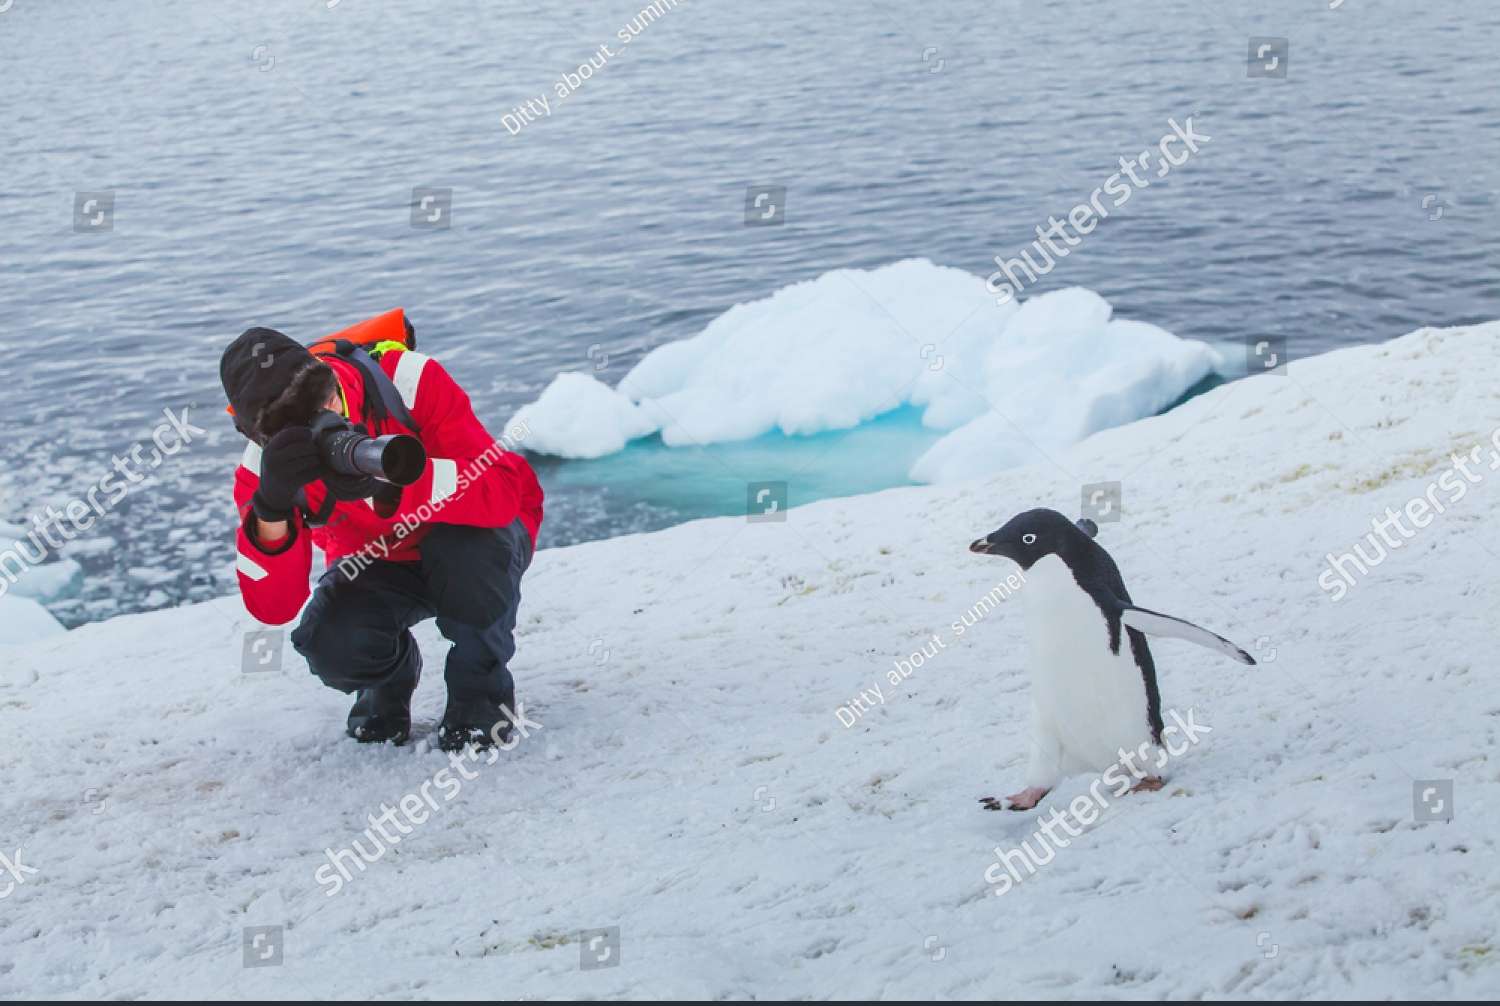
[533,406,942,522]
[535,372,1229,527]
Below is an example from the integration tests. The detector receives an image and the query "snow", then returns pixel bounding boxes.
[0,594,65,646]
[506,260,1222,483]
[502,371,656,460]
[3,321,1498,997]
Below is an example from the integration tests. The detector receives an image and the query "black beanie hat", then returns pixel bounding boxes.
[219,327,316,437]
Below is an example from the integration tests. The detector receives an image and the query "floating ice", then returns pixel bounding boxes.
[505,372,655,460]
[507,259,1221,482]
[0,594,66,645]
[6,558,84,603]
[0,521,85,603]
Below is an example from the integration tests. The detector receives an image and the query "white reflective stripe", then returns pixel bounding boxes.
[240,442,263,475]
[392,351,429,410]
[236,552,269,581]
[430,458,458,504]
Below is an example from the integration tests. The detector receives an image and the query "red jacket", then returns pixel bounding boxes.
[232,350,543,625]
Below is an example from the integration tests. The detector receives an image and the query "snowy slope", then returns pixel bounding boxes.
[2,322,1498,999]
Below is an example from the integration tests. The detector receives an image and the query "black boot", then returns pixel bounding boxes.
[437,689,515,752]
[346,661,420,745]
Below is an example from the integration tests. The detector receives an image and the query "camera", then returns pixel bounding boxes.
[308,410,426,486]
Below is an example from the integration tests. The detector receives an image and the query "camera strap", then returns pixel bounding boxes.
[296,488,338,527]
[294,340,421,528]
[323,339,420,434]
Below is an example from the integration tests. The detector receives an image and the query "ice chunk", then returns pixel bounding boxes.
[910,294,1221,482]
[6,558,84,602]
[507,260,1220,483]
[616,259,1003,446]
[0,521,85,602]
[504,372,656,460]
[0,593,66,646]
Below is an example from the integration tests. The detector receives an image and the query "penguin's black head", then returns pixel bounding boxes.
[969,508,1088,570]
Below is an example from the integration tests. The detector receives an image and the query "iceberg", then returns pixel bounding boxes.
[504,371,655,460]
[505,259,1221,483]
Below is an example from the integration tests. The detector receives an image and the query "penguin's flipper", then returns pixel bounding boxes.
[1119,605,1256,665]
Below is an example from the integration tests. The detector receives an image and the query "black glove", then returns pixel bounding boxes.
[321,469,379,502]
[252,427,323,522]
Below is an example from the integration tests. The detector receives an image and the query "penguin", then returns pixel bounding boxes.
[968,508,1254,811]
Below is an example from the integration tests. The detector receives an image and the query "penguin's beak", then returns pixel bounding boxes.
[972,535,1019,561]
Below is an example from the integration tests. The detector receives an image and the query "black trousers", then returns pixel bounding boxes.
[290,520,533,702]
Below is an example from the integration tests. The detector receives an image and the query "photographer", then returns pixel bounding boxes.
[219,320,544,751]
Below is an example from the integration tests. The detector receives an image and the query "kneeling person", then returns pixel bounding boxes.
[220,314,544,750]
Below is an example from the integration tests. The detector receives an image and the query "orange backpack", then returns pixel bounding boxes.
[306,307,415,360]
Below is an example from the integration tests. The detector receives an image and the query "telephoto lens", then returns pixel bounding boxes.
[309,411,427,485]
[351,433,427,485]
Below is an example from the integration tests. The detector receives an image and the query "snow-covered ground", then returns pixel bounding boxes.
[3,322,1497,999]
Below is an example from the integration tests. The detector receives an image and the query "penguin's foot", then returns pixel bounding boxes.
[1130,775,1165,794]
[1006,786,1051,810]
[979,786,1050,811]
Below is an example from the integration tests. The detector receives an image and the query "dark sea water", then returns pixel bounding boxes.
[1,0,1496,626]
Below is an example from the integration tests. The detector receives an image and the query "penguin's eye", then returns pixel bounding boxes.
[1021,533,1037,545]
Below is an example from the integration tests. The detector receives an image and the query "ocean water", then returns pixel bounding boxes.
[1,0,1497,627]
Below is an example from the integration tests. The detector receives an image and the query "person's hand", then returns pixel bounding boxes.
[252,427,323,522]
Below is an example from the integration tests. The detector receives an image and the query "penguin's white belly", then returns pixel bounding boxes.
[1021,556,1153,771]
